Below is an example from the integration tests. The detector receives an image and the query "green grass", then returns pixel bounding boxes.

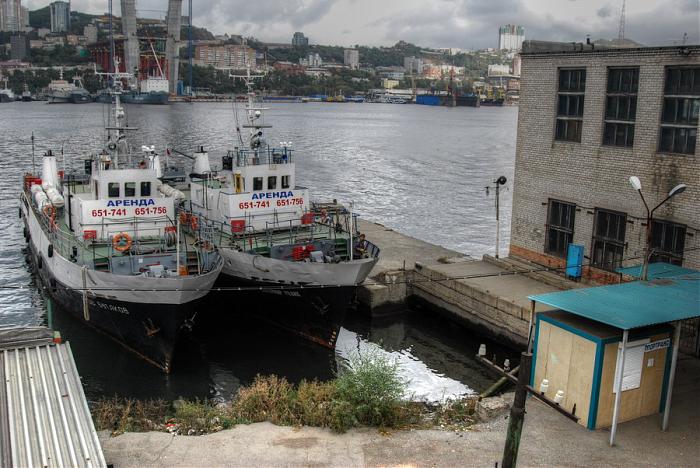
[92,353,478,436]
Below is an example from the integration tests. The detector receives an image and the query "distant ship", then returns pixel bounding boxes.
[47,70,92,104]
[21,83,33,102]
[0,75,15,102]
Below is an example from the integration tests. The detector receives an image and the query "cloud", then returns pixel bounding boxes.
[32,0,699,48]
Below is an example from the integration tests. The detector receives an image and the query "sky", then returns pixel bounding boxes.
[28,0,700,49]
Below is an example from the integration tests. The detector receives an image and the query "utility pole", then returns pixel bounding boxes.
[502,352,532,468]
[486,176,507,258]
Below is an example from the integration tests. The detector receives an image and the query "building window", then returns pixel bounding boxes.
[108,183,120,198]
[140,182,151,197]
[253,177,263,191]
[545,200,576,258]
[281,175,290,189]
[651,220,686,265]
[267,176,277,190]
[124,182,136,197]
[659,67,700,154]
[592,209,627,271]
[603,68,638,147]
[555,68,586,142]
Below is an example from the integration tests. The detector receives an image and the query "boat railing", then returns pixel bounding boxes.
[229,147,294,167]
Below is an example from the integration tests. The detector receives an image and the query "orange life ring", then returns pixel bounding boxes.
[112,232,133,252]
[190,215,199,231]
[179,211,189,226]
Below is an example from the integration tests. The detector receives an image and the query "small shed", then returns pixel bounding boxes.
[528,265,699,445]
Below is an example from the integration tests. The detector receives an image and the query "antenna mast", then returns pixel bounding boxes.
[618,0,626,41]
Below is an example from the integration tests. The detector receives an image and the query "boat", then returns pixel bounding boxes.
[21,83,33,102]
[0,75,15,102]
[178,63,380,348]
[47,70,92,104]
[20,71,223,372]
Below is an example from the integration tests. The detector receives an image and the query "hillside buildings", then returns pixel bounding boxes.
[404,56,423,74]
[344,48,359,69]
[9,32,28,59]
[194,44,255,69]
[49,0,70,33]
[510,41,700,281]
[498,24,524,51]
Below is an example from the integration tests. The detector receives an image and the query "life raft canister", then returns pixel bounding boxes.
[112,232,133,252]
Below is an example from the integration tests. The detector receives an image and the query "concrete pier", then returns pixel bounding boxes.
[358,220,576,345]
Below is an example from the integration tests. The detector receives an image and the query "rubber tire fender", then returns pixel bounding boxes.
[48,244,54,258]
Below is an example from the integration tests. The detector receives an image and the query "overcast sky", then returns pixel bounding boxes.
[29,0,699,49]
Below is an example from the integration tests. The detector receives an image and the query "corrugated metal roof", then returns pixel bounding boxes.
[0,328,106,468]
[528,276,700,330]
[616,263,700,280]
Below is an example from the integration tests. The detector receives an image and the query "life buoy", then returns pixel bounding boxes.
[43,205,57,231]
[112,232,133,252]
[190,215,199,231]
[179,211,189,226]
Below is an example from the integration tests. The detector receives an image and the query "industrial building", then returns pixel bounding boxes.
[509,40,699,355]
[49,0,70,33]
[498,24,524,51]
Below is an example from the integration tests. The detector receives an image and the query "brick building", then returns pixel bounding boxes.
[510,41,699,281]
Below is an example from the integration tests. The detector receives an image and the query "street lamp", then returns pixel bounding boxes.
[628,176,687,280]
[486,176,508,258]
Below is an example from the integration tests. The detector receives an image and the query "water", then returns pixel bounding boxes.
[0,101,518,401]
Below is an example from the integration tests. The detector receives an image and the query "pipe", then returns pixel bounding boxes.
[662,323,681,431]
[610,329,629,446]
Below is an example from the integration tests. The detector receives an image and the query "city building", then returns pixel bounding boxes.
[0,0,26,32]
[84,24,98,44]
[381,78,399,89]
[49,0,70,33]
[512,54,522,76]
[498,24,524,51]
[36,27,51,38]
[194,44,256,69]
[487,64,511,76]
[344,48,359,69]
[376,66,405,80]
[9,33,28,60]
[509,41,700,285]
[403,56,423,75]
[292,31,308,47]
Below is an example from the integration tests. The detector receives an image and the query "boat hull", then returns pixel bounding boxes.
[21,197,222,372]
[215,274,352,349]
[120,92,169,105]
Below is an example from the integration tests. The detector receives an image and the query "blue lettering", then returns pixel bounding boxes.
[252,193,259,200]
[107,200,115,207]
[147,199,155,206]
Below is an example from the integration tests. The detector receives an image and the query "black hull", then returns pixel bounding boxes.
[26,236,192,373]
[215,275,353,349]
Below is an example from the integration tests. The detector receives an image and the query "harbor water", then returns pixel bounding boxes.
[0,101,518,401]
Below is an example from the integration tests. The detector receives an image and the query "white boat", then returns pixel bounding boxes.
[47,69,92,104]
[20,72,222,372]
[178,60,379,348]
[0,75,15,102]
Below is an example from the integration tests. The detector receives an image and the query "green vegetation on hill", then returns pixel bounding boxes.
[28,6,50,29]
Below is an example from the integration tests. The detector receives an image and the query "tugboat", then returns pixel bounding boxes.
[21,83,33,102]
[47,69,92,103]
[20,69,222,372]
[179,62,379,348]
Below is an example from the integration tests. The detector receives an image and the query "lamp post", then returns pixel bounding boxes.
[486,176,508,258]
[628,176,687,281]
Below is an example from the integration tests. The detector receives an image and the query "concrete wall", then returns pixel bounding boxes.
[510,46,700,273]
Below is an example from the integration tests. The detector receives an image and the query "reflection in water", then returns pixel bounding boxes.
[0,102,518,401]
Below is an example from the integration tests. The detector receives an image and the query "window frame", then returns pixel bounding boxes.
[267,176,277,190]
[555,68,587,143]
[281,175,290,189]
[124,182,136,197]
[107,182,120,198]
[650,219,686,266]
[603,67,639,148]
[544,199,576,258]
[140,181,152,197]
[252,177,263,191]
[658,66,700,155]
[591,208,627,271]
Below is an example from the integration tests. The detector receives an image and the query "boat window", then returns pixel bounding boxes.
[125,182,136,197]
[267,176,277,190]
[253,177,263,191]
[281,175,290,189]
[140,181,151,196]
[108,182,120,198]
